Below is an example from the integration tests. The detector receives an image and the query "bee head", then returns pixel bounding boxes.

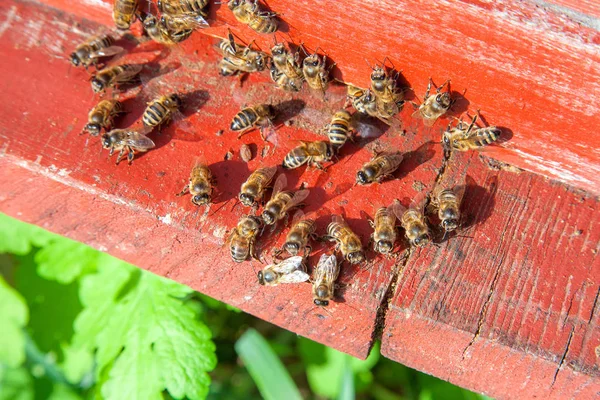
[442,219,459,232]
[271,44,286,57]
[356,170,369,185]
[228,0,241,10]
[239,193,255,207]
[100,133,113,149]
[303,55,319,68]
[91,78,105,93]
[289,79,301,92]
[325,143,334,159]
[348,251,365,264]
[435,92,452,109]
[261,210,275,225]
[413,233,431,247]
[192,194,210,206]
[84,123,101,136]
[314,299,329,307]
[284,242,299,255]
[442,131,452,149]
[168,94,183,109]
[377,241,393,254]
[143,14,158,29]
[258,269,276,285]
[254,54,266,71]
[70,53,80,67]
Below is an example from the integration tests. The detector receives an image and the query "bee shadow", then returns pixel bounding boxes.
[273,99,306,125]
[210,160,252,205]
[396,140,437,180]
[180,89,210,118]
[460,174,498,231]
[448,90,470,117]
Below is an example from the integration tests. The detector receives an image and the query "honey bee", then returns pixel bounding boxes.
[158,0,209,22]
[69,35,123,69]
[239,165,278,207]
[282,141,334,170]
[430,185,466,234]
[228,215,262,263]
[161,14,206,39]
[143,14,192,44]
[302,49,331,93]
[81,100,124,136]
[101,129,155,165]
[393,199,431,247]
[230,104,275,140]
[276,211,316,257]
[218,32,268,76]
[261,174,310,225]
[369,61,404,118]
[270,65,303,92]
[257,256,310,286]
[312,253,340,307]
[271,42,303,80]
[325,110,353,148]
[113,0,139,30]
[228,0,278,34]
[356,151,403,185]
[142,93,182,129]
[371,202,402,255]
[346,85,391,125]
[327,215,365,264]
[412,78,453,126]
[442,112,501,152]
[176,159,215,206]
[91,64,142,93]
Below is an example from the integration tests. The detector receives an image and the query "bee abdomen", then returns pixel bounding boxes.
[143,102,170,127]
[231,109,258,131]
[251,16,277,33]
[282,147,309,169]
[475,128,501,147]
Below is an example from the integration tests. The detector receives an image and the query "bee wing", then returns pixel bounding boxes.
[272,256,304,274]
[411,108,424,120]
[386,203,398,224]
[285,189,310,210]
[277,270,310,284]
[391,199,407,220]
[117,64,143,80]
[332,214,348,228]
[271,174,287,197]
[410,191,428,214]
[260,165,278,184]
[318,253,340,282]
[453,184,467,205]
[422,116,438,127]
[125,131,156,150]
[192,155,209,169]
[90,46,124,58]
[291,210,305,224]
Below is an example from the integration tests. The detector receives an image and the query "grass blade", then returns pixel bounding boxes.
[337,360,355,400]
[235,329,302,400]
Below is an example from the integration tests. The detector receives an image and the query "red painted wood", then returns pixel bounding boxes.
[28,0,600,194]
[1,0,599,398]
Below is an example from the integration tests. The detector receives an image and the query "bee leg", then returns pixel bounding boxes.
[176,183,190,197]
[108,147,115,156]
[115,147,126,165]
[127,148,135,165]
[437,79,451,93]
[424,77,433,100]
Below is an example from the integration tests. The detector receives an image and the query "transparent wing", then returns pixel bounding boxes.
[259,165,278,184]
[423,116,438,127]
[117,64,143,80]
[453,184,467,205]
[272,256,304,274]
[125,131,156,150]
[291,210,305,225]
[192,155,209,169]
[410,191,428,214]
[285,189,310,210]
[411,108,424,120]
[90,46,124,58]
[332,214,348,228]
[391,199,407,220]
[385,203,398,224]
[318,253,339,282]
[271,174,287,197]
[277,270,310,284]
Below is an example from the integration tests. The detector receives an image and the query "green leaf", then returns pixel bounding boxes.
[0,365,34,400]
[235,329,302,400]
[0,276,29,367]
[73,255,216,400]
[299,338,380,399]
[47,383,83,400]
[0,213,54,255]
[337,364,355,400]
[35,240,98,284]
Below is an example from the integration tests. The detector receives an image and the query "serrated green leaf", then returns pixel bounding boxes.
[35,241,98,284]
[59,343,94,385]
[0,365,34,400]
[235,329,302,400]
[0,276,28,367]
[0,213,54,255]
[73,255,216,400]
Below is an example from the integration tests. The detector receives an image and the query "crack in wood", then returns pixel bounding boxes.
[462,252,506,358]
[551,325,575,387]
[588,286,600,324]
[369,248,413,352]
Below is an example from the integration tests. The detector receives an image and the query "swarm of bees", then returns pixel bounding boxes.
[70,0,506,309]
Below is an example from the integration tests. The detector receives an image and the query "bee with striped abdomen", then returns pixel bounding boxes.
[158,0,209,23]
[312,253,340,307]
[70,34,123,69]
[142,93,182,130]
[261,174,310,225]
[101,129,155,165]
[282,141,334,170]
[228,215,262,263]
[177,159,215,206]
[393,199,431,248]
[91,64,142,93]
[356,151,403,185]
[230,104,275,140]
[271,42,303,80]
[228,0,278,34]
[442,111,501,153]
[270,65,303,92]
[430,185,466,234]
[371,201,402,255]
[276,211,316,257]
[327,215,365,264]
[113,0,139,30]
[325,110,353,149]
[239,165,278,207]
[347,85,392,125]
[258,256,309,286]
[412,78,453,126]
[82,100,124,136]
[218,31,268,76]
[369,60,404,119]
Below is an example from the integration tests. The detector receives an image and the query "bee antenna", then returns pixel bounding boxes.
[208,200,229,217]
[364,58,375,71]
[230,198,241,212]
